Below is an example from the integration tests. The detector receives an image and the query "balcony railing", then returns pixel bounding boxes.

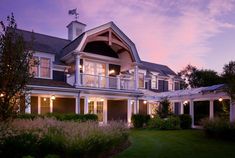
[67,73,136,90]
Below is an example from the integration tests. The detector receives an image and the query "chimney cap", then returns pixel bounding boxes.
[67,20,86,28]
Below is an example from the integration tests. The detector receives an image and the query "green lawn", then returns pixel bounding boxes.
[115,129,235,158]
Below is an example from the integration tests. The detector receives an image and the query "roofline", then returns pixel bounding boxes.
[15,28,70,42]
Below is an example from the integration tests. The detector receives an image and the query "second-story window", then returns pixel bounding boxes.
[151,76,157,89]
[31,56,51,79]
[31,57,39,77]
[139,73,145,88]
[40,58,51,78]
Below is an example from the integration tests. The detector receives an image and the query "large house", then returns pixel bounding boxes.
[19,20,235,126]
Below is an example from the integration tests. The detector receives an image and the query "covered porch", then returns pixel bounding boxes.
[141,84,235,127]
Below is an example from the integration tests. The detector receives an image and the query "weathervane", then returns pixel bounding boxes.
[68,8,79,20]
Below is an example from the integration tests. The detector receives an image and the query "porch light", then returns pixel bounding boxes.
[88,100,91,103]
[51,95,56,100]
[43,98,47,101]
[183,100,188,105]
[219,97,223,102]
[100,98,104,102]
[109,69,115,75]
[143,100,147,104]
[79,65,83,69]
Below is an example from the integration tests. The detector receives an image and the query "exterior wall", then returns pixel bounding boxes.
[107,100,127,121]
[139,100,147,115]
[53,98,75,113]
[31,96,38,114]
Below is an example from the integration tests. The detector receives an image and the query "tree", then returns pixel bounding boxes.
[178,64,223,88]
[222,61,235,102]
[0,13,35,121]
[156,98,172,118]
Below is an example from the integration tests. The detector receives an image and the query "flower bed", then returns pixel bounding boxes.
[0,118,129,158]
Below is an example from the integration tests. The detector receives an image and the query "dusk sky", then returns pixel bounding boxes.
[1,0,235,73]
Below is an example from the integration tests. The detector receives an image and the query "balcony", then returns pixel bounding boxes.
[67,73,136,90]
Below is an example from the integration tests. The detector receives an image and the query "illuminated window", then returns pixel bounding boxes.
[40,58,51,78]
[138,73,144,88]
[151,76,157,89]
[88,101,94,114]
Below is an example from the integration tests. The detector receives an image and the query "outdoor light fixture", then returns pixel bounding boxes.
[51,95,56,100]
[79,65,83,69]
[183,100,188,105]
[109,69,115,75]
[0,93,4,97]
[100,98,104,102]
[88,100,91,103]
[43,98,47,101]
[219,97,223,102]
[143,100,147,104]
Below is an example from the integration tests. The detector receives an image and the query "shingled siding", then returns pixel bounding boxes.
[53,98,75,114]
[53,71,66,82]
[139,100,147,115]
[107,100,127,122]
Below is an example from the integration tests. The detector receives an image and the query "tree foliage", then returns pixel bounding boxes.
[222,61,235,101]
[156,98,172,118]
[178,64,223,88]
[0,13,35,121]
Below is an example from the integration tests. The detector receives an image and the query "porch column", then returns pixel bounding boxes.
[134,64,139,90]
[25,93,31,113]
[38,96,41,114]
[50,98,53,113]
[134,98,139,114]
[127,99,132,124]
[105,63,109,88]
[75,93,80,114]
[179,101,184,114]
[209,100,214,119]
[74,53,81,88]
[103,99,108,124]
[189,99,194,127]
[84,96,89,114]
[230,100,235,122]
[147,103,151,115]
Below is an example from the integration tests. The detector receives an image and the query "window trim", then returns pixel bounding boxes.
[151,75,158,89]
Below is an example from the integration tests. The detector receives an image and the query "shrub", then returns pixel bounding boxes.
[201,118,235,140]
[45,113,98,122]
[148,116,180,130]
[131,114,150,128]
[179,114,192,129]
[16,113,38,120]
[0,118,128,157]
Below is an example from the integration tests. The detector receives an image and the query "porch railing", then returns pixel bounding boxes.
[79,73,135,90]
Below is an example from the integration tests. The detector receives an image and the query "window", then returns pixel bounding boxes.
[40,58,51,78]
[83,61,106,87]
[168,79,174,91]
[40,97,50,114]
[138,73,145,88]
[31,56,51,79]
[88,101,95,114]
[175,82,180,90]
[30,57,39,77]
[151,76,157,89]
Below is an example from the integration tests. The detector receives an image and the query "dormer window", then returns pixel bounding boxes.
[31,56,51,79]
[151,76,158,89]
[40,57,51,78]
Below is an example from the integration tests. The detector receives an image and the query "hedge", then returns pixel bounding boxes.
[131,114,150,128]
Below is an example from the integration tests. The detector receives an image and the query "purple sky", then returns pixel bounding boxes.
[1,0,235,73]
